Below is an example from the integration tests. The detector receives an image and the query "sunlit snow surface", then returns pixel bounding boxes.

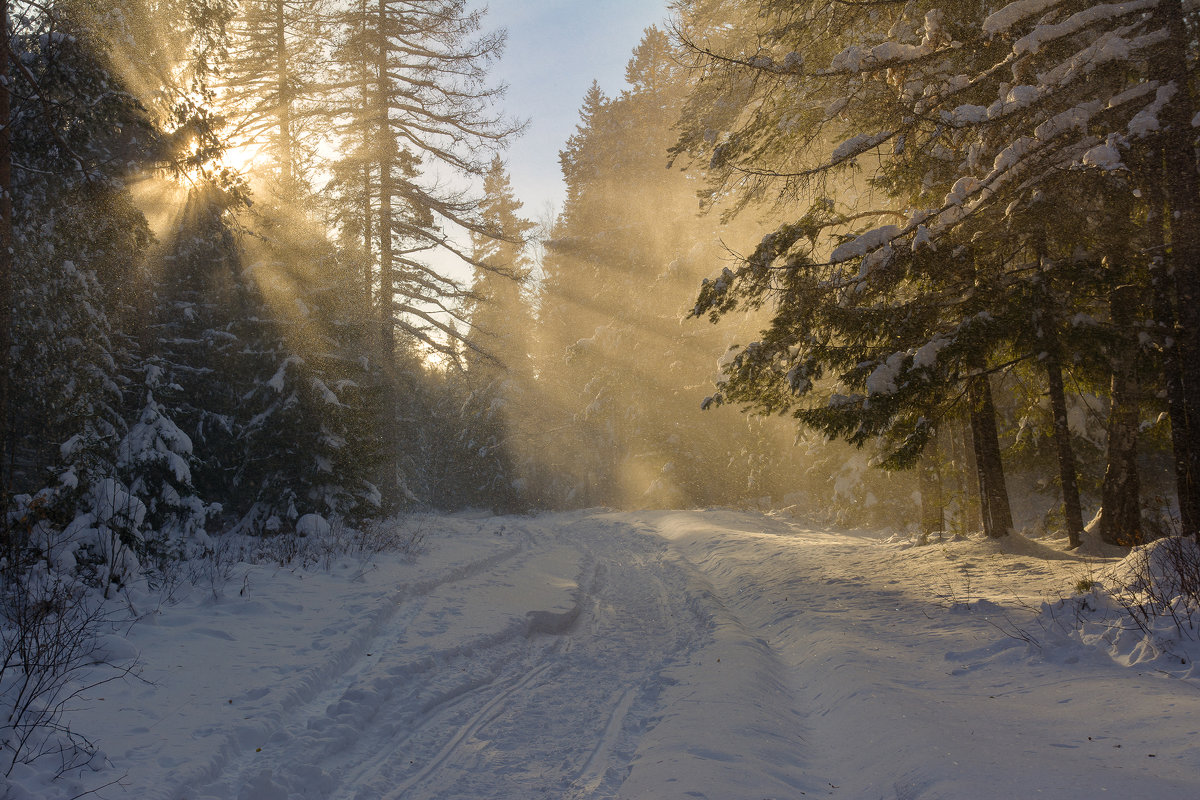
[12,511,1200,799]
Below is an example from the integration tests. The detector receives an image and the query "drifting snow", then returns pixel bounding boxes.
[8,511,1200,799]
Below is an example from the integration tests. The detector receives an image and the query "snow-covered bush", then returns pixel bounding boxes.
[251,514,428,570]
[1035,538,1200,672]
[1112,537,1200,637]
[9,446,148,598]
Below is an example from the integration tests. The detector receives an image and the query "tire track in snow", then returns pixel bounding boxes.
[382,661,558,799]
[180,515,714,800]
[323,626,571,799]
[383,517,713,799]
[174,520,540,800]
[569,685,638,797]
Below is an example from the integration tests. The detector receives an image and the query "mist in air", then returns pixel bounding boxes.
[3,0,1192,548]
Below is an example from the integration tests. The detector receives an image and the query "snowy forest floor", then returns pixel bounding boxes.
[11,510,1200,800]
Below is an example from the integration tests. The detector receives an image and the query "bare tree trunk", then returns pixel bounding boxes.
[1100,285,1143,546]
[967,372,1013,538]
[1155,0,1200,541]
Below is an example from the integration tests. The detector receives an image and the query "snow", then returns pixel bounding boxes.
[830,42,929,74]
[1034,100,1102,142]
[295,513,332,538]
[982,0,1063,37]
[944,175,983,208]
[9,510,1200,800]
[1128,83,1177,138]
[912,334,949,368]
[910,223,933,250]
[1082,140,1124,170]
[830,224,899,263]
[944,103,988,125]
[118,401,195,484]
[1011,1,1155,56]
[830,131,890,164]
[823,96,849,119]
[267,356,304,393]
[311,378,342,406]
[1001,84,1039,111]
[865,351,905,395]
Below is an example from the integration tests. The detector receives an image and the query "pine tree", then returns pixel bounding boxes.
[222,0,331,199]
[234,200,393,527]
[329,0,520,356]
[317,0,524,508]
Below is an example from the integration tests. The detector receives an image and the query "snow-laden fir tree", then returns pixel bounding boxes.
[2,1,160,579]
[673,0,1197,541]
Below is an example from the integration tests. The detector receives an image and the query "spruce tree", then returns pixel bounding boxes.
[3,0,158,570]
[454,157,536,510]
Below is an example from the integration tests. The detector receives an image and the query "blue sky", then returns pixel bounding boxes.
[481,0,673,220]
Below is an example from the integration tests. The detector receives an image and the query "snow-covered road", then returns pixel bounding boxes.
[25,511,1200,799]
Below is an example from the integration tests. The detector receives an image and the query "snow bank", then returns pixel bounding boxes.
[1033,538,1200,677]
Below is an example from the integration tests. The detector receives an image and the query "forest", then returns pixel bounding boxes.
[0,0,1196,579]
[3,0,1200,793]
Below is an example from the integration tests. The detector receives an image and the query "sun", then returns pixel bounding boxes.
[219,140,266,178]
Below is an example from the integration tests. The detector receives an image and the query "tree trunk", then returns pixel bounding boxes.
[1043,345,1084,548]
[1155,0,1200,541]
[918,433,944,543]
[1,0,12,513]
[1100,285,1142,546]
[274,0,294,193]
[362,161,373,306]
[376,0,393,352]
[1033,272,1083,548]
[952,412,980,536]
[1143,148,1190,536]
[967,372,1013,538]
[359,1,374,310]
[1033,243,1083,547]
